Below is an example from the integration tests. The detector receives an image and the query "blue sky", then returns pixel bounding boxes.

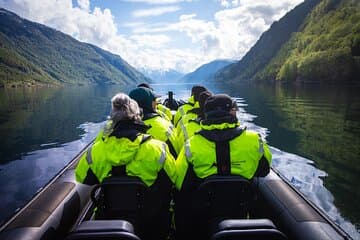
[0,0,303,73]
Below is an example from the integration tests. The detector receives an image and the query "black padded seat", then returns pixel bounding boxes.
[90,174,172,240]
[197,175,253,220]
[212,219,287,240]
[66,220,141,240]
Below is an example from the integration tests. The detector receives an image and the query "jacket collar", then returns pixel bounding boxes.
[110,120,150,141]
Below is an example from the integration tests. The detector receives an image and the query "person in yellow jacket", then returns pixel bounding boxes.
[173,85,207,126]
[175,90,212,150]
[75,93,177,240]
[129,87,180,157]
[137,83,173,122]
[174,93,272,240]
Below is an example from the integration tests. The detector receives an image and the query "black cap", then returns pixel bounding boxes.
[204,94,237,119]
[129,87,160,112]
[191,85,208,102]
[137,83,153,90]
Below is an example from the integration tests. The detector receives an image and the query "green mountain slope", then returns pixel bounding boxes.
[215,0,360,85]
[0,8,150,87]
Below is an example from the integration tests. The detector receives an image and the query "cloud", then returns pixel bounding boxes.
[122,0,192,4]
[129,34,171,48]
[121,21,144,28]
[0,0,304,73]
[218,0,230,8]
[132,6,181,18]
[77,0,90,11]
[171,0,303,65]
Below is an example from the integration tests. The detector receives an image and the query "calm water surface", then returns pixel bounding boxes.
[0,83,359,238]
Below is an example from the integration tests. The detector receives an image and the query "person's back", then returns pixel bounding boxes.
[75,93,176,240]
[129,87,179,157]
[175,91,212,151]
[143,112,180,155]
[156,102,173,121]
[174,94,271,240]
[173,85,207,126]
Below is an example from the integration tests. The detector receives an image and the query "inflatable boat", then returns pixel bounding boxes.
[0,139,351,240]
[0,93,353,240]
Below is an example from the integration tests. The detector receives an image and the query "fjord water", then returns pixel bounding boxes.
[0,83,359,238]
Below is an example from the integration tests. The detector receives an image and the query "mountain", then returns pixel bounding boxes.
[180,59,235,83]
[140,68,184,83]
[0,8,150,87]
[215,0,359,85]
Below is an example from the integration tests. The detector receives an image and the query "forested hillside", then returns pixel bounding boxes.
[215,0,360,85]
[0,8,150,87]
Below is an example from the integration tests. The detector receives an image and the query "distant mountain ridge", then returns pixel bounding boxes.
[215,0,360,85]
[180,59,235,83]
[140,68,184,83]
[0,8,150,87]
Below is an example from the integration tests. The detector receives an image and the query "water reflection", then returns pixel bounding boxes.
[0,121,104,225]
[0,85,131,164]
[0,85,133,224]
[220,83,360,237]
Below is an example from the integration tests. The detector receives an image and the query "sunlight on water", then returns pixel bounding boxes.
[271,147,359,238]
[234,97,359,239]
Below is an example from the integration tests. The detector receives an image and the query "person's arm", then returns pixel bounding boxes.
[174,145,190,190]
[75,147,100,185]
[254,136,272,177]
[75,139,115,185]
[161,143,178,184]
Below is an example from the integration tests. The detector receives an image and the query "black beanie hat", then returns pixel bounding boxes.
[129,87,159,112]
[191,85,208,102]
[198,91,213,118]
[204,94,237,119]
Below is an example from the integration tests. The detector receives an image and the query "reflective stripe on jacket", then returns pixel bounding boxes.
[144,115,180,157]
[173,96,195,126]
[157,104,173,122]
[175,111,198,137]
[176,119,201,152]
[175,122,272,190]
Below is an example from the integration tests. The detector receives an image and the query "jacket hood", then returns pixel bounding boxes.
[100,120,150,166]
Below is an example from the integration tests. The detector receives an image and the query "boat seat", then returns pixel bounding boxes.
[66,220,141,240]
[211,219,287,240]
[91,173,173,240]
[175,175,254,240]
[198,175,254,221]
[91,176,147,221]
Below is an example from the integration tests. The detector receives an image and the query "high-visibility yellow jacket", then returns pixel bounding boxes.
[157,103,173,122]
[173,96,196,126]
[75,120,177,187]
[143,113,180,157]
[175,121,272,190]
[175,110,198,137]
[176,118,201,153]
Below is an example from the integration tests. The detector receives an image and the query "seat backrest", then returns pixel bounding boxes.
[66,220,141,240]
[211,218,287,240]
[197,175,253,220]
[212,228,287,240]
[91,173,173,240]
[91,176,147,221]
